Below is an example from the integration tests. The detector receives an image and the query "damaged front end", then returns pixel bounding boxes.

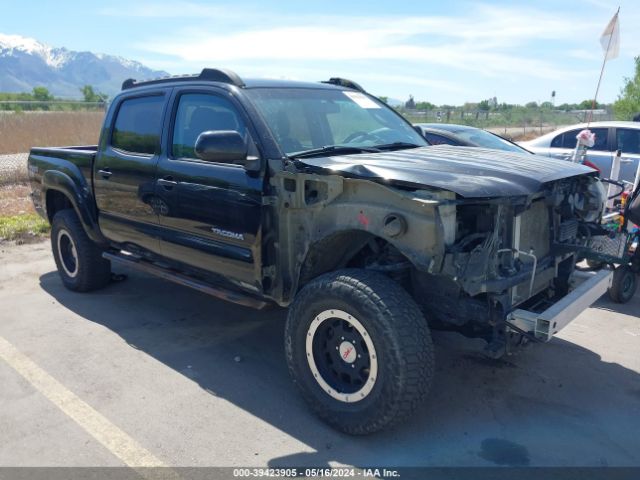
[267,147,608,358]
[413,174,608,356]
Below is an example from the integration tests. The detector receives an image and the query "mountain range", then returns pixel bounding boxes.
[0,33,169,99]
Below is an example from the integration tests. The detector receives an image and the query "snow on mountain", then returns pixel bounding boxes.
[0,33,169,98]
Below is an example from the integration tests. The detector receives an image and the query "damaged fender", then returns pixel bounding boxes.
[269,171,455,304]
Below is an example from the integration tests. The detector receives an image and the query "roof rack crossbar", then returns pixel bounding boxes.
[121,68,244,90]
[321,77,365,92]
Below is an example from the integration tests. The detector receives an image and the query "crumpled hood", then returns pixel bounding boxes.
[297,145,596,198]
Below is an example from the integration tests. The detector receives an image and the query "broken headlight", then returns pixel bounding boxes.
[573,177,605,223]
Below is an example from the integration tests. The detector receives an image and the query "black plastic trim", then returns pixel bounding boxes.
[122,68,245,91]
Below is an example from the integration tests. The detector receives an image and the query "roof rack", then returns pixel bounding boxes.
[321,77,365,92]
[121,68,245,90]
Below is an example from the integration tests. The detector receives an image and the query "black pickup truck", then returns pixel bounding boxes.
[29,68,613,434]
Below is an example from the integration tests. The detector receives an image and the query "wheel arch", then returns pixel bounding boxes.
[294,228,414,296]
[42,170,106,245]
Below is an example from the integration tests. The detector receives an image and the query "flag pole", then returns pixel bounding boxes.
[586,6,620,126]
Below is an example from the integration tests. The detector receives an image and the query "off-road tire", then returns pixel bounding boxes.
[285,269,434,435]
[51,209,111,292]
[608,265,637,303]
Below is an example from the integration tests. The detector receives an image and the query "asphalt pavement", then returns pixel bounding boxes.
[0,241,639,468]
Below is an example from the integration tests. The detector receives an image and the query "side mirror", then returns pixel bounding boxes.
[413,125,425,136]
[195,130,247,163]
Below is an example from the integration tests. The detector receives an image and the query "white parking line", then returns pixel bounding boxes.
[0,335,168,469]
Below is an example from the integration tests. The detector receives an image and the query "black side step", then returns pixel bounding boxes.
[103,252,270,310]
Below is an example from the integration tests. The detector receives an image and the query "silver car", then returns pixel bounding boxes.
[521,121,640,183]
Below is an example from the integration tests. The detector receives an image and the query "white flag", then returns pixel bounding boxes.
[600,11,620,61]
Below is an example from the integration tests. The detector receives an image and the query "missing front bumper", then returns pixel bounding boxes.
[507,269,613,342]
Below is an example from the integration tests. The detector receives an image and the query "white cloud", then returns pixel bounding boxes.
[98,3,237,18]
[116,1,638,103]
[138,21,591,81]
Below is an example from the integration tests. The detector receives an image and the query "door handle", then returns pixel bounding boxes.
[98,168,112,179]
[157,176,178,189]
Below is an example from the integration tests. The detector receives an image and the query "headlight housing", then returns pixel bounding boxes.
[573,177,605,223]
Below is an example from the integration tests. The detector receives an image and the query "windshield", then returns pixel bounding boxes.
[246,88,427,155]
[451,128,527,153]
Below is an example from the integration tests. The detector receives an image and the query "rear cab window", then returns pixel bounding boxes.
[111,95,165,155]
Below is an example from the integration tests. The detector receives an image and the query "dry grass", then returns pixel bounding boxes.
[0,184,34,216]
[0,111,104,155]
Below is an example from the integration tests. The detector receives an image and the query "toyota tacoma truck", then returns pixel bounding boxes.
[28,68,612,434]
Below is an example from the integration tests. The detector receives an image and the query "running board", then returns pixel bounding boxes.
[102,252,270,310]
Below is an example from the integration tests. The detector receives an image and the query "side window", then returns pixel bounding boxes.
[616,128,640,154]
[559,130,580,149]
[556,128,608,150]
[590,128,608,151]
[423,132,459,146]
[112,95,165,155]
[172,93,246,159]
[550,133,564,148]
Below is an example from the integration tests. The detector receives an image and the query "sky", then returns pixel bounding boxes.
[0,0,638,106]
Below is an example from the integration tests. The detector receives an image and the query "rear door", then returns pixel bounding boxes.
[94,90,170,254]
[154,87,264,291]
[613,127,640,184]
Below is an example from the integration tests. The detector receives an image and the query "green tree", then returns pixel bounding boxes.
[377,96,389,104]
[577,99,605,110]
[557,103,575,111]
[81,85,108,103]
[525,101,538,108]
[478,100,490,111]
[613,56,640,120]
[415,101,435,110]
[32,86,53,101]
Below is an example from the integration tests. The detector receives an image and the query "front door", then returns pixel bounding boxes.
[154,89,264,291]
[94,91,169,255]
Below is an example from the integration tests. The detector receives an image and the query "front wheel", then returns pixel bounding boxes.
[285,269,434,435]
[51,209,111,292]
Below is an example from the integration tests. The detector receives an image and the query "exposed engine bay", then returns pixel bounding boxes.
[410,175,606,351]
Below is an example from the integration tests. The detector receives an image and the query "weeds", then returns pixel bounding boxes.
[0,213,49,243]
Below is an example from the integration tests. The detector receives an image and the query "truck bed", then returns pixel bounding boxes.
[30,145,98,157]
[28,145,99,221]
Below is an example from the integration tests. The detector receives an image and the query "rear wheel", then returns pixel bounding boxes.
[51,209,111,292]
[285,269,434,435]
[608,265,637,303]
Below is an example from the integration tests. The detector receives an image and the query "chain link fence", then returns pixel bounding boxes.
[400,108,614,141]
[0,153,29,185]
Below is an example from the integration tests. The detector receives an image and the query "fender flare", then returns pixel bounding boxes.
[42,170,107,245]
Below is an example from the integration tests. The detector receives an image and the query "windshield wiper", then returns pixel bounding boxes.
[373,142,423,151]
[288,145,380,159]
